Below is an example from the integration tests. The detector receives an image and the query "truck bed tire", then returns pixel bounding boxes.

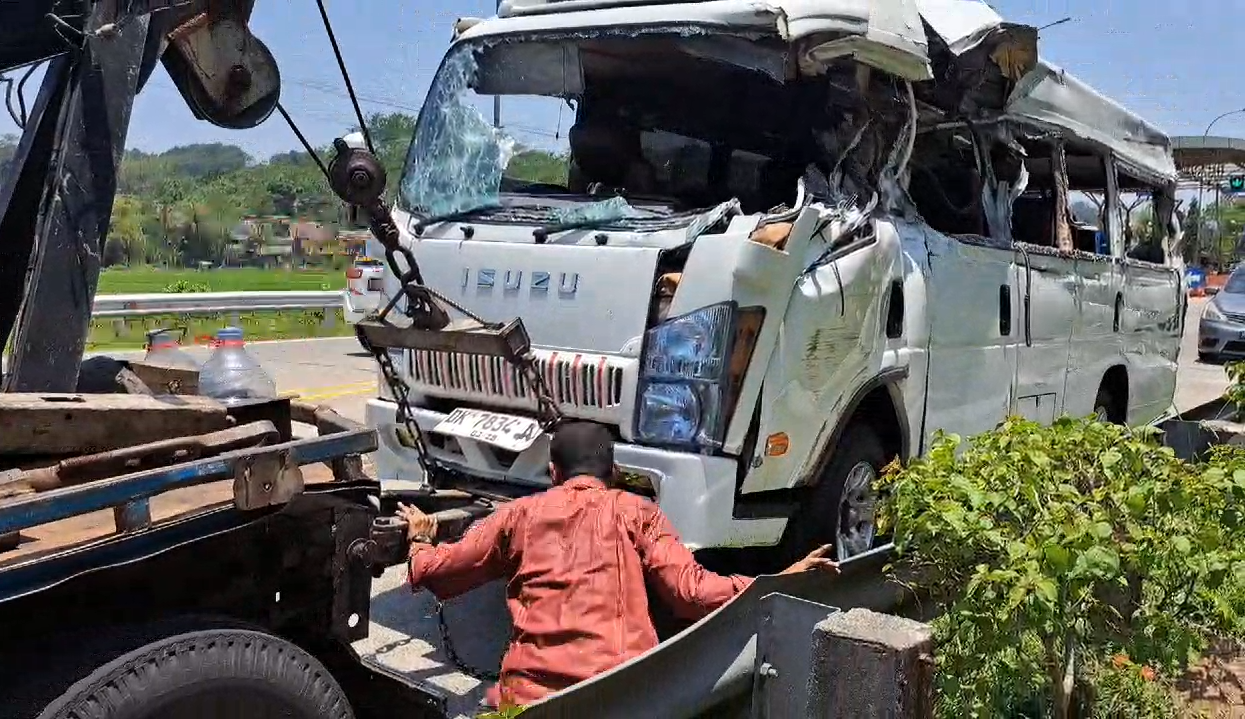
[37,628,354,719]
[779,423,887,564]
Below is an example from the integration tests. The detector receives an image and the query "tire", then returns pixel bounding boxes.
[37,628,354,719]
[1093,385,1121,424]
[779,423,889,564]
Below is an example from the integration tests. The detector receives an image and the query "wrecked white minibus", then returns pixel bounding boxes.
[362,0,1185,563]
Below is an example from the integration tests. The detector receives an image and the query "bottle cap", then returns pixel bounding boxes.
[216,326,244,342]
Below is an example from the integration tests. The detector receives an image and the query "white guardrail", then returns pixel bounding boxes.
[91,291,345,318]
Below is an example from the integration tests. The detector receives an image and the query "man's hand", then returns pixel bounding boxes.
[778,544,840,576]
[396,502,438,544]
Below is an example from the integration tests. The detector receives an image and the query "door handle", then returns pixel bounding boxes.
[1113,292,1123,332]
[999,284,1012,336]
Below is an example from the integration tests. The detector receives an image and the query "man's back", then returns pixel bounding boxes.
[408,476,751,708]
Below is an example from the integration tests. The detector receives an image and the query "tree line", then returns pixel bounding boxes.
[0,111,568,268]
[5,117,1240,269]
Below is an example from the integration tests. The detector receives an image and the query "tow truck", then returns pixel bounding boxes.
[0,0,909,717]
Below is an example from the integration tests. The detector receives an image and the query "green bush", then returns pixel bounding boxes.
[162,279,211,293]
[877,416,1245,718]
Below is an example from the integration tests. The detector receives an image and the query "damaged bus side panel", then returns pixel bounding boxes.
[365,0,1182,560]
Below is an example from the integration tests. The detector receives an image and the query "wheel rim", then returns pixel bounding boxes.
[836,461,878,559]
[1095,404,1111,423]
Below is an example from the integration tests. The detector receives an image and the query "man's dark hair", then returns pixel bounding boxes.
[549,422,614,480]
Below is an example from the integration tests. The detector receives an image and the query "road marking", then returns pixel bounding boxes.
[289,380,376,402]
[286,378,373,388]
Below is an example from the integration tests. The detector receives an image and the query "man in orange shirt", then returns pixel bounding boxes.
[397,422,837,710]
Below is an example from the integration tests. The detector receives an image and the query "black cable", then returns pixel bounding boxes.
[312,0,376,156]
[3,61,44,129]
[276,102,331,180]
[2,76,19,127]
[16,62,36,126]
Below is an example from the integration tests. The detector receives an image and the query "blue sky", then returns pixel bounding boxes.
[0,0,1238,161]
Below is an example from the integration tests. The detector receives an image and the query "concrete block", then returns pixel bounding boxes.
[805,608,934,718]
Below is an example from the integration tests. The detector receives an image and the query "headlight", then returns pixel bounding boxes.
[636,303,734,449]
[1204,301,1226,322]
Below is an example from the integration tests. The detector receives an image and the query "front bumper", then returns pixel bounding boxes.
[1198,317,1245,358]
[343,291,381,325]
[364,398,787,550]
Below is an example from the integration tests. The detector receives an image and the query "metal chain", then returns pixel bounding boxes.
[367,227,559,683]
[359,329,439,479]
[435,599,501,682]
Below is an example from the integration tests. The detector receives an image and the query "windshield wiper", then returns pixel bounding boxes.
[531,218,617,243]
[412,205,500,235]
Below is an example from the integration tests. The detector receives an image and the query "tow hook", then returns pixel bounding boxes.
[350,504,496,576]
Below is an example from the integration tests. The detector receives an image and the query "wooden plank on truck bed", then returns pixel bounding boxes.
[0,393,233,455]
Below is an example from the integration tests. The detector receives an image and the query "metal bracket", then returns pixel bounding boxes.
[751,592,841,719]
[232,449,304,511]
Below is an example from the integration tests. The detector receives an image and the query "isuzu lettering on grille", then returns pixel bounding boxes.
[462,268,580,296]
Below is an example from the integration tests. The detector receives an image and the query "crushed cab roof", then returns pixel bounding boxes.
[461,0,1175,184]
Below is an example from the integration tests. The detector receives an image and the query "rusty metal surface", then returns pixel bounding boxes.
[0,421,280,500]
[232,448,306,511]
[162,13,279,129]
[0,427,376,536]
[291,401,371,482]
[125,360,199,395]
[225,396,292,442]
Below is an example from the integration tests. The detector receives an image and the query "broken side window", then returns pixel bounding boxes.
[1004,137,1109,253]
[1119,169,1174,265]
[907,127,988,237]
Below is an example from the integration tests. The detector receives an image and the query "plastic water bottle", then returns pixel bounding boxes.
[198,327,277,405]
[143,328,199,371]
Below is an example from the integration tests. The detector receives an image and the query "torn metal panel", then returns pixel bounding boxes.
[784,0,931,81]
[1005,61,1177,186]
[916,0,1012,56]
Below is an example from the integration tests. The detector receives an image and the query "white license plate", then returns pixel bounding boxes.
[432,408,542,452]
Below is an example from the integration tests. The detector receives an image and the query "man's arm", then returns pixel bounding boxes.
[408,505,516,600]
[634,505,753,621]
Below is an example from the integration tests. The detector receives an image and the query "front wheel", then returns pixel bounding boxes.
[38,628,354,719]
[779,423,889,563]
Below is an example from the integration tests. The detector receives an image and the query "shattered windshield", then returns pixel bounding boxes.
[398,30,802,227]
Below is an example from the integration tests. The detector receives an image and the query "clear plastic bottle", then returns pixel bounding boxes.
[143,327,199,371]
[198,326,277,404]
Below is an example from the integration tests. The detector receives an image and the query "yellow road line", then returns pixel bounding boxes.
[287,380,375,393]
[288,383,376,403]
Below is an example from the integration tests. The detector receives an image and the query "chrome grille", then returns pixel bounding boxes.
[1226,311,1245,324]
[408,350,627,412]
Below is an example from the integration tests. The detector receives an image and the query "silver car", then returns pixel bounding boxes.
[1198,270,1245,361]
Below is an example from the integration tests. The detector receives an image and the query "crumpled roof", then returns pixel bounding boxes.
[914,0,1176,184]
[482,0,1175,183]
[1004,60,1177,184]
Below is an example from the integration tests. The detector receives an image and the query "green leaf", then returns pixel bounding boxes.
[1033,577,1058,604]
[1091,521,1113,540]
[1044,543,1071,572]
[1100,449,1122,468]
[1074,546,1120,577]
[1173,536,1192,554]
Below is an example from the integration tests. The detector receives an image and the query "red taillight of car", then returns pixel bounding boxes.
[346,267,363,279]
